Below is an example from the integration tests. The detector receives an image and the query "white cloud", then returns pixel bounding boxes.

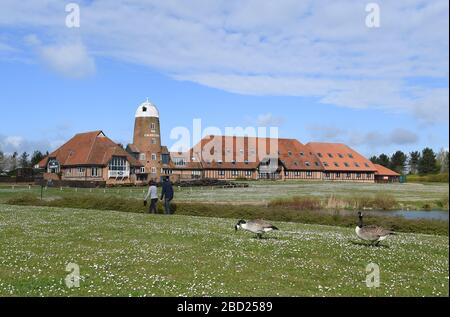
[0,0,448,121]
[0,135,55,154]
[25,36,96,78]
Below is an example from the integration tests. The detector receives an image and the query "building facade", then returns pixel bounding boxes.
[38,99,400,185]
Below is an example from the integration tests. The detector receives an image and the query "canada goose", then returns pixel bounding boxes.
[235,219,279,239]
[356,212,395,246]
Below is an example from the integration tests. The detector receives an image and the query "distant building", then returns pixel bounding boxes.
[373,164,401,183]
[38,99,400,185]
[37,131,142,185]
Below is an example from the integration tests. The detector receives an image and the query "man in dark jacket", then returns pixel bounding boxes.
[160,177,174,214]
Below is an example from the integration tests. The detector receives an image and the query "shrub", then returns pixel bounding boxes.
[268,196,322,210]
[373,193,397,210]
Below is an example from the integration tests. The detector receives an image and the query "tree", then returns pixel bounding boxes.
[408,151,421,174]
[377,154,390,167]
[418,148,438,174]
[10,152,18,171]
[30,151,45,167]
[436,148,449,174]
[369,155,378,164]
[0,150,4,172]
[390,151,407,174]
[19,152,30,168]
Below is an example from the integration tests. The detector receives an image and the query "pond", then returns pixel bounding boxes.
[369,210,449,221]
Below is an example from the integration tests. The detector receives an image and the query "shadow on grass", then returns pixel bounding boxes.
[349,240,391,249]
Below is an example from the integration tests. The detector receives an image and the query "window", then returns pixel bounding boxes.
[317,153,323,158]
[315,162,320,167]
[192,170,201,176]
[151,167,156,174]
[218,160,223,165]
[109,157,127,171]
[336,172,341,178]
[151,138,156,145]
[328,153,333,158]
[232,160,236,165]
[366,173,372,178]
[232,170,239,176]
[346,172,351,178]
[295,171,300,176]
[356,173,361,179]
[334,162,339,167]
[344,162,350,167]
[150,123,156,130]
[218,170,225,176]
[245,170,252,176]
[65,168,71,176]
[323,162,329,167]
[288,151,292,156]
[354,162,360,167]
[325,172,330,178]
[305,162,311,167]
[300,152,304,156]
[244,160,249,165]
[173,158,186,166]
[338,153,344,158]
[91,168,99,177]
[78,167,86,176]
[47,159,60,174]
[294,161,299,166]
[364,163,370,168]
[139,153,146,161]
[306,171,312,177]
[348,153,354,159]
[151,153,157,161]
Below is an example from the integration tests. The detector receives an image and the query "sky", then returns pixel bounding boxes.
[0,0,448,157]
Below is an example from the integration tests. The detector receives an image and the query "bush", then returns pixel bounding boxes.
[268,196,322,210]
[407,173,449,183]
[373,193,397,210]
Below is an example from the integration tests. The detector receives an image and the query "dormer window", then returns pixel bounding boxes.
[317,153,323,158]
[300,152,304,156]
[328,153,333,158]
[142,106,147,112]
[305,162,311,167]
[338,153,344,158]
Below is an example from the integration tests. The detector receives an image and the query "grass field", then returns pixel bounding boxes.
[0,182,448,210]
[0,204,448,297]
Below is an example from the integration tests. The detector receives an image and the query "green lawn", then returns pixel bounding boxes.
[0,182,448,209]
[0,204,448,297]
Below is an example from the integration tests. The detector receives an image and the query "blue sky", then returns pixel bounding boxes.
[0,0,448,157]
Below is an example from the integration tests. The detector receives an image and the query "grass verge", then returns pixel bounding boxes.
[6,195,448,236]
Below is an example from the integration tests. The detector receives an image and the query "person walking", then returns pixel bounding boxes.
[160,177,174,215]
[144,180,158,214]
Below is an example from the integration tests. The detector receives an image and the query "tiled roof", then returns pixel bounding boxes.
[38,131,142,168]
[171,135,322,170]
[373,164,401,176]
[306,142,377,172]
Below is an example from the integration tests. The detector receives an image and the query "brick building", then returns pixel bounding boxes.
[38,99,399,185]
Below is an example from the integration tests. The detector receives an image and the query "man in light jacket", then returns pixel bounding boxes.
[144,180,158,214]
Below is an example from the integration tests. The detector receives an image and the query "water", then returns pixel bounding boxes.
[369,210,449,221]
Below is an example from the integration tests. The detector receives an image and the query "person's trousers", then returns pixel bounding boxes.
[149,198,158,214]
[164,198,173,214]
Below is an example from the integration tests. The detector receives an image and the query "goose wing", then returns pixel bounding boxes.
[360,225,394,239]
[249,219,275,228]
